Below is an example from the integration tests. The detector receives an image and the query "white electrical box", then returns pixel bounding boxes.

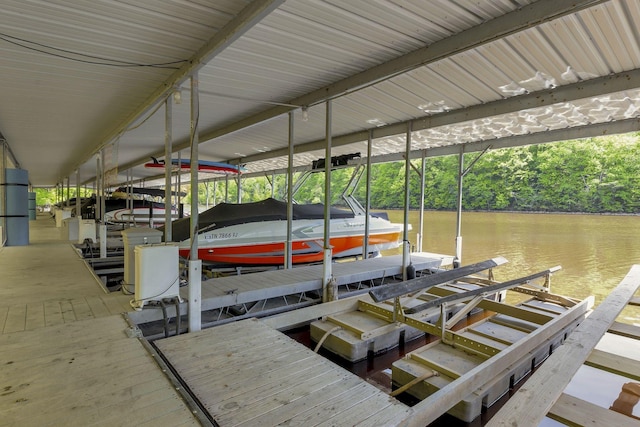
[130,243,181,310]
[77,219,96,244]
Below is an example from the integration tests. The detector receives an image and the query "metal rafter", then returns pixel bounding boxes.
[65,0,285,181]
[237,68,640,164]
[115,0,607,175]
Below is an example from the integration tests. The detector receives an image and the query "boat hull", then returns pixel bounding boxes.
[177,217,403,266]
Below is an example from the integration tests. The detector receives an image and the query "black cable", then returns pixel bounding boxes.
[0,31,187,69]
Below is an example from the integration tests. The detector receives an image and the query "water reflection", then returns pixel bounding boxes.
[384,210,640,323]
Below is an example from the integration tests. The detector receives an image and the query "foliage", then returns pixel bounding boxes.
[35,135,640,214]
[34,187,93,207]
[293,135,640,214]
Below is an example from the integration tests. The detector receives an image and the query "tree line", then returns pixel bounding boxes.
[231,134,640,214]
[37,134,639,214]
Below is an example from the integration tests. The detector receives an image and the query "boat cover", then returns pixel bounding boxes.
[163,198,354,242]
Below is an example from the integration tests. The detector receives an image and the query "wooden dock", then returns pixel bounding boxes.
[0,216,199,426]
[128,252,452,325]
[155,317,413,426]
[0,315,199,426]
[486,264,640,427]
[4,215,640,426]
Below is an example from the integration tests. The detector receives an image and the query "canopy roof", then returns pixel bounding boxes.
[1,0,638,188]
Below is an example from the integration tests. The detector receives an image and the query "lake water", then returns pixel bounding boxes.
[383,210,640,324]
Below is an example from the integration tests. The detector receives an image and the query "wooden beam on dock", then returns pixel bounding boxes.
[548,393,639,427]
[397,294,593,427]
[485,264,640,427]
[608,321,640,340]
[405,266,560,314]
[369,256,507,302]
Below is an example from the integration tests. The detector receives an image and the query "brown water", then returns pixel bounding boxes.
[384,210,640,324]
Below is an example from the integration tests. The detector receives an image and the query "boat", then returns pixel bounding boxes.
[81,187,184,227]
[144,157,244,174]
[162,197,405,266]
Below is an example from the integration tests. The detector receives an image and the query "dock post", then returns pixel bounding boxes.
[188,260,202,332]
[322,247,335,302]
[99,224,107,258]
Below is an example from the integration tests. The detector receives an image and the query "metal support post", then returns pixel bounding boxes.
[454,147,464,267]
[402,123,412,280]
[322,100,333,302]
[285,111,294,269]
[362,130,372,259]
[164,97,173,241]
[188,72,201,332]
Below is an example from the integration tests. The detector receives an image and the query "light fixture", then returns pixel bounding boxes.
[301,106,309,122]
[173,89,182,104]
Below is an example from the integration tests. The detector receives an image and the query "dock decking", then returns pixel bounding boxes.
[0,216,199,426]
[3,214,640,426]
[129,252,452,325]
[155,317,413,426]
[0,314,199,427]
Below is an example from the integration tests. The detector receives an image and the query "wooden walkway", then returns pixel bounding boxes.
[155,318,413,426]
[0,215,199,426]
[0,216,134,334]
[0,315,199,427]
[0,293,133,334]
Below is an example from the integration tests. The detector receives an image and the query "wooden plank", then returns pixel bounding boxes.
[185,342,311,386]
[100,294,131,315]
[43,300,64,327]
[369,256,508,302]
[71,298,95,321]
[84,296,111,318]
[0,306,8,333]
[25,302,45,330]
[262,294,362,330]
[356,402,414,427]
[586,348,640,381]
[59,300,76,323]
[0,315,127,355]
[1,313,197,427]
[94,394,194,427]
[629,296,640,306]
[427,288,555,325]
[609,321,640,340]
[485,264,640,427]
[214,364,351,425]
[397,295,593,427]
[3,304,26,333]
[232,374,365,427]
[548,393,640,427]
[405,266,560,314]
[272,382,375,426]
[203,355,321,413]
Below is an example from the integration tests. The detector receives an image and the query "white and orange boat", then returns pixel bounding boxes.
[163,198,404,266]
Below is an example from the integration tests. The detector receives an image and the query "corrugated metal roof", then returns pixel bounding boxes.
[1,0,638,188]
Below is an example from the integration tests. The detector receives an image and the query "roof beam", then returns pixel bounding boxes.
[122,118,640,187]
[107,65,640,187]
[188,0,606,147]
[116,0,607,174]
[65,0,285,179]
[238,68,640,163]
